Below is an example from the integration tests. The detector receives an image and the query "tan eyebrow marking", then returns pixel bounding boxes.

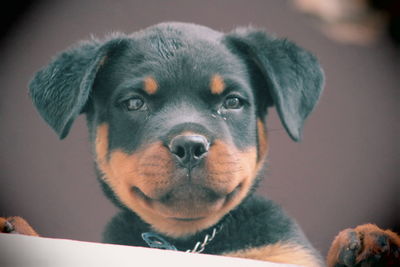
[210,74,225,95]
[143,76,158,95]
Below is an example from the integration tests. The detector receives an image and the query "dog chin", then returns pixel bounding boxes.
[129,182,244,238]
[131,182,241,218]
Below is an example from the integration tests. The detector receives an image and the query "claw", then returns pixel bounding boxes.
[3,220,15,233]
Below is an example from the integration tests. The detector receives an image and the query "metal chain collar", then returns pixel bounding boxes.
[142,224,223,254]
[185,224,223,253]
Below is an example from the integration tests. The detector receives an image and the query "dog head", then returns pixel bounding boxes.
[30,22,324,238]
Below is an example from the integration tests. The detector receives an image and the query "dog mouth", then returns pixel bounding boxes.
[131,183,242,220]
[169,217,205,222]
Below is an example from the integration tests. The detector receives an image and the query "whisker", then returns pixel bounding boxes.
[139,172,173,177]
[211,161,239,165]
[143,155,168,161]
[208,169,243,175]
[140,163,165,167]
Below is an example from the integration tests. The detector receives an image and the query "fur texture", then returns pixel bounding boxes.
[27,22,326,266]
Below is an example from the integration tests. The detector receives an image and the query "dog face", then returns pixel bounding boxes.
[30,22,324,238]
[91,30,260,237]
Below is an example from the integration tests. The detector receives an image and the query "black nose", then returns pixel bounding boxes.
[169,135,209,168]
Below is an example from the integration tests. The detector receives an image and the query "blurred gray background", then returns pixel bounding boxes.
[1,0,399,258]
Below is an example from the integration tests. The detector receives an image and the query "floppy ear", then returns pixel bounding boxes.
[224,28,324,141]
[29,37,129,139]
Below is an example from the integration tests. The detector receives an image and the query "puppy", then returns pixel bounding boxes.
[1,22,398,267]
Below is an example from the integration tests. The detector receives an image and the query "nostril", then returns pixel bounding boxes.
[175,146,186,159]
[193,143,207,158]
[169,135,209,166]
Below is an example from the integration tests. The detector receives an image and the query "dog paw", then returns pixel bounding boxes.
[0,216,39,236]
[327,224,400,266]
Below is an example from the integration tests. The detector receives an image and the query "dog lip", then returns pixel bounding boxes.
[227,182,242,200]
[132,182,242,203]
[132,186,153,202]
[169,217,205,222]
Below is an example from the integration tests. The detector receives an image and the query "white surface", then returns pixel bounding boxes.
[0,233,300,267]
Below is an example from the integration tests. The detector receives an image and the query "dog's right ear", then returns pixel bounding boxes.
[29,37,130,139]
[223,28,324,142]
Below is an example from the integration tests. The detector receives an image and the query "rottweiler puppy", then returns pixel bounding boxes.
[1,22,399,266]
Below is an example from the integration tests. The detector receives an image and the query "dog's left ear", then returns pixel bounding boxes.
[224,28,324,141]
[29,37,130,139]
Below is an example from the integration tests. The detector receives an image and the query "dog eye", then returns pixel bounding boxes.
[123,97,145,111]
[223,96,243,109]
